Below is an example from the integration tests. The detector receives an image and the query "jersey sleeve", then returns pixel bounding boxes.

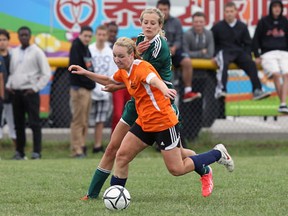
[111,70,123,83]
[146,72,157,84]
[138,62,158,84]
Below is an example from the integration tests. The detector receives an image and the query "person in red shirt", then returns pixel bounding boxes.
[106,21,130,132]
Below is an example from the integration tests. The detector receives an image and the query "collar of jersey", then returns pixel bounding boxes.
[145,34,160,44]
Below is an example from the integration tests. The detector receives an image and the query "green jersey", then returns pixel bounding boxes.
[136,33,173,86]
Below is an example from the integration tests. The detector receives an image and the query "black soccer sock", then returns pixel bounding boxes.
[110,175,127,187]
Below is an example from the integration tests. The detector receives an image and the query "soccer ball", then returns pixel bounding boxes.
[103,185,131,210]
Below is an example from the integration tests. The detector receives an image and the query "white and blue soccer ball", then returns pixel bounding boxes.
[103,185,131,210]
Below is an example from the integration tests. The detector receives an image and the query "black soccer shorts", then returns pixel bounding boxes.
[129,123,181,150]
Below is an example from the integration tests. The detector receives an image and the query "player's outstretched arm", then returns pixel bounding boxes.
[102,83,126,92]
[68,64,115,86]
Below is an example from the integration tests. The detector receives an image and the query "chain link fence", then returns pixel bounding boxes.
[33,64,287,144]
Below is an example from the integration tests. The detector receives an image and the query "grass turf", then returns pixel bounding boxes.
[0,136,287,216]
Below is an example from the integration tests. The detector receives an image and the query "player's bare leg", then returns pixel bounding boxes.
[110,132,148,186]
[179,142,213,197]
[98,121,130,170]
[82,121,130,200]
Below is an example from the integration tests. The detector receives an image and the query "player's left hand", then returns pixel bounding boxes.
[164,89,177,99]
[102,84,119,92]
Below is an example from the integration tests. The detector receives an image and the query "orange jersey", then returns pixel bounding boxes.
[112,59,178,132]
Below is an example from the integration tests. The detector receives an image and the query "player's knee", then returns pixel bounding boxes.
[167,166,182,176]
[115,150,130,167]
[104,142,119,159]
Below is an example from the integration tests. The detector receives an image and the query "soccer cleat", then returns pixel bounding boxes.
[200,166,213,197]
[183,92,201,103]
[80,195,89,201]
[214,144,234,172]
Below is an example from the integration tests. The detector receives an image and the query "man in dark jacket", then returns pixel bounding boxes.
[252,0,288,113]
[69,26,95,158]
[212,1,270,100]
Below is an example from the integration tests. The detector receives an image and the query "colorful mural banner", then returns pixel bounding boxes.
[0,0,284,116]
[1,0,285,57]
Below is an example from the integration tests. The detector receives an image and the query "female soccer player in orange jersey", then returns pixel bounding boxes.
[69,37,234,191]
[78,8,213,200]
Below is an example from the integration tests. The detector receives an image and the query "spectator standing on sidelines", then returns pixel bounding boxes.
[88,25,117,153]
[6,26,50,160]
[0,29,16,146]
[69,26,95,158]
[183,12,214,59]
[106,21,119,48]
[156,0,201,103]
[106,21,130,132]
[252,0,288,113]
[211,1,270,100]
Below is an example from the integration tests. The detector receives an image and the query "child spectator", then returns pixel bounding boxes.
[88,25,117,153]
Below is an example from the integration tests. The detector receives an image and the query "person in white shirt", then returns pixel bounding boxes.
[88,25,117,153]
[6,26,50,160]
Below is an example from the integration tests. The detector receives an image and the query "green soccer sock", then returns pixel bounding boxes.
[87,167,111,198]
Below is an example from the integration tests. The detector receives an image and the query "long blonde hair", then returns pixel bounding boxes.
[114,37,141,59]
[139,7,165,37]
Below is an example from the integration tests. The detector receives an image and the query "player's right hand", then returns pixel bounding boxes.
[68,65,86,75]
[137,40,150,54]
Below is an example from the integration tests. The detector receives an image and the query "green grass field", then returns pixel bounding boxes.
[0,135,287,216]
